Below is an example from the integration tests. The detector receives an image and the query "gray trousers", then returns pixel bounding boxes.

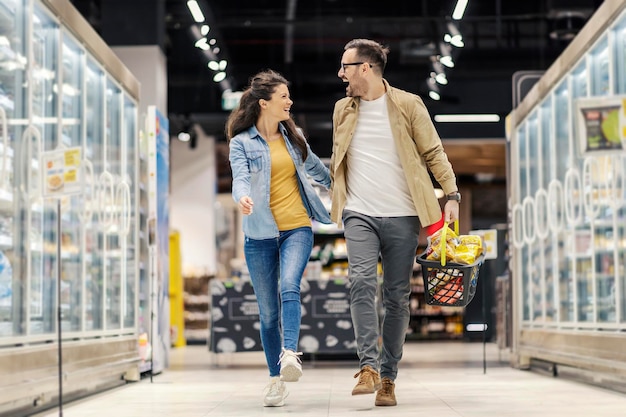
[342,210,420,381]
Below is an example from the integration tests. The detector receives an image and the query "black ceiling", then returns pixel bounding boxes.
[71,0,603,156]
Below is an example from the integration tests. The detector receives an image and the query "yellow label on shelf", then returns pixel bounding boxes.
[64,169,77,182]
[64,148,80,166]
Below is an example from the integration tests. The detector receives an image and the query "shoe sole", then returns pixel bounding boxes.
[375,400,397,406]
[280,364,302,382]
[263,400,285,407]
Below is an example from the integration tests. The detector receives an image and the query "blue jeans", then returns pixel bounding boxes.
[244,226,313,377]
[342,210,420,381]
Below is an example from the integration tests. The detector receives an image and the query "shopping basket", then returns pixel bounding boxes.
[416,221,484,307]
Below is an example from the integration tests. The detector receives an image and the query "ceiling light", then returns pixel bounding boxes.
[427,78,440,100]
[449,37,464,48]
[219,60,228,70]
[208,60,220,70]
[187,1,205,23]
[445,22,464,47]
[194,38,209,50]
[434,114,501,122]
[178,132,191,142]
[440,55,454,68]
[209,38,217,46]
[438,42,454,68]
[200,25,210,36]
[549,11,587,41]
[430,60,447,85]
[213,72,226,82]
[452,0,468,20]
[213,47,220,54]
[429,90,441,100]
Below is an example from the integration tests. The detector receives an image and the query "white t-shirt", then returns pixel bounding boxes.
[345,94,417,217]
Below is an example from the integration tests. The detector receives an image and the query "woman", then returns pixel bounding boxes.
[227,69,332,407]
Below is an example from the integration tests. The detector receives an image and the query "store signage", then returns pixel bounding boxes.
[575,96,626,155]
[210,278,357,354]
[469,229,498,260]
[222,90,243,110]
[41,147,82,198]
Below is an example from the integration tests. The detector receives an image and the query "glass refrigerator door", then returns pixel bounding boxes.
[611,13,626,324]
[137,129,149,361]
[28,5,58,335]
[527,112,543,322]
[569,60,594,324]
[570,60,588,99]
[0,0,27,338]
[60,33,84,332]
[588,155,619,325]
[122,95,137,329]
[589,36,610,96]
[553,81,575,323]
[613,14,626,94]
[540,98,556,323]
[105,78,122,330]
[615,195,626,322]
[84,59,104,331]
[516,123,531,322]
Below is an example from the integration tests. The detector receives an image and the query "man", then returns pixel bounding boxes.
[329,39,460,407]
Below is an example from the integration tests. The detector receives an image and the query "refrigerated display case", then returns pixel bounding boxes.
[0,1,142,415]
[508,1,626,389]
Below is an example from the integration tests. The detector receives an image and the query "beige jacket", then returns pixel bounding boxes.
[330,79,457,227]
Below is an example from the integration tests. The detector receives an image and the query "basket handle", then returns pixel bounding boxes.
[439,220,459,267]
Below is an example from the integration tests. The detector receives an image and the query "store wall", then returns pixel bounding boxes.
[113,45,168,117]
[170,129,217,277]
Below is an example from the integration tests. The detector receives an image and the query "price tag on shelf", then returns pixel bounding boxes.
[41,147,83,198]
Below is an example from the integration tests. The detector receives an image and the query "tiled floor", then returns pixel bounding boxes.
[34,341,626,417]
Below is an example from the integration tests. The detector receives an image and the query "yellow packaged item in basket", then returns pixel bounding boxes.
[426,225,458,262]
[453,235,483,265]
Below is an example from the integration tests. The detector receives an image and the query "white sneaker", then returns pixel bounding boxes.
[263,376,288,407]
[279,348,303,382]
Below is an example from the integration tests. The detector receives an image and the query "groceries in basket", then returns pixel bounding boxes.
[416,221,485,307]
[432,275,463,304]
[425,225,483,265]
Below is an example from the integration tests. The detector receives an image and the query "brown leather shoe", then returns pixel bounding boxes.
[351,365,382,395]
[375,377,397,406]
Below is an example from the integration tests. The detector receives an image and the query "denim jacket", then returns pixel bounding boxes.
[229,124,332,239]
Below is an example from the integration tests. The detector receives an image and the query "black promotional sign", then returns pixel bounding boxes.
[209,278,357,354]
[299,279,357,353]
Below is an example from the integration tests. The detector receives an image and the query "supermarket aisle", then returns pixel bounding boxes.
[34,342,626,417]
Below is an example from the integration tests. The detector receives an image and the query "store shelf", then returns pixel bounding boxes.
[183,275,212,343]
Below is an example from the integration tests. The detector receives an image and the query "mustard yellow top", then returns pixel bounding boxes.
[268,138,310,231]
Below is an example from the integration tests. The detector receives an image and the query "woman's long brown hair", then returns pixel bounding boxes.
[225,69,308,160]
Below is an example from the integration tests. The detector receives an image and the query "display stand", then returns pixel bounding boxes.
[41,146,83,416]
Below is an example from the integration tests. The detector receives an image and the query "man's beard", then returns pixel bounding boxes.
[346,81,364,97]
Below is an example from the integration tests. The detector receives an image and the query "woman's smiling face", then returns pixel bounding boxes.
[261,83,293,122]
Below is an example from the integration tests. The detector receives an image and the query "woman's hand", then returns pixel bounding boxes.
[239,196,254,215]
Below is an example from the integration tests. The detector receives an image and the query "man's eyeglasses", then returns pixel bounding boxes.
[340,62,372,71]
